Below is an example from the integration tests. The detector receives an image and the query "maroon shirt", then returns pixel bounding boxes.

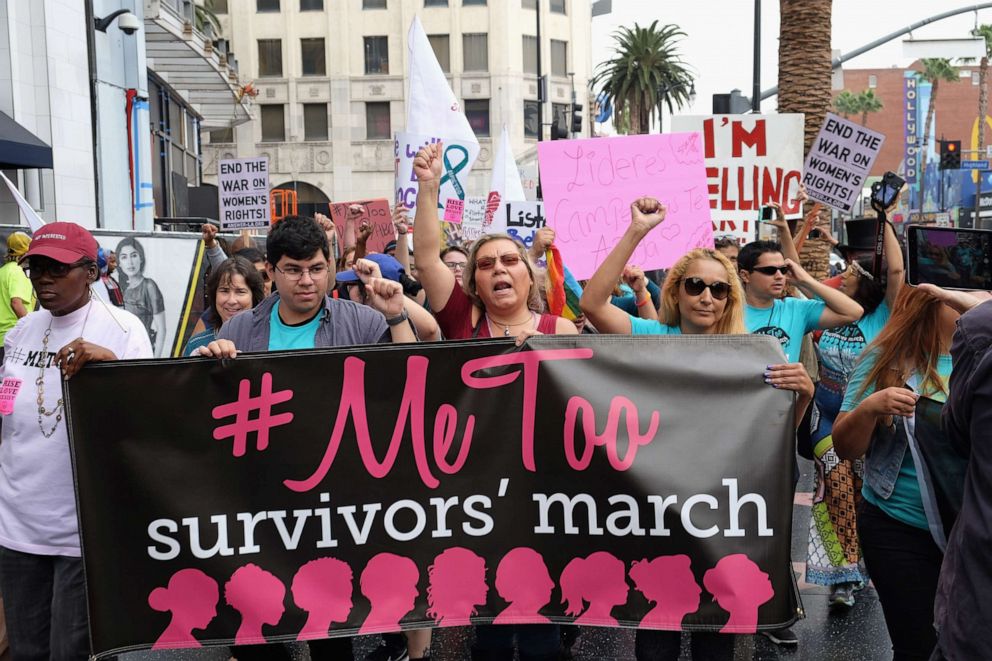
[434,281,558,339]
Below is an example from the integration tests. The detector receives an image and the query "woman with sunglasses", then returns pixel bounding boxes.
[0,223,152,660]
[581,198,812,659]
[804,220,903,610]
[412,143,577,343]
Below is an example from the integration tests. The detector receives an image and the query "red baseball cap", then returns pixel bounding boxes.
[21,222,99,264]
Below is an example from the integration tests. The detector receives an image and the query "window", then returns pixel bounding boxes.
[524,100,539,139]
[260,105,285,142]
[550,0,565,12]
[366,102,391,139]
[300,0,323,9]
[522,0,535,7]
[868,75,878,89]
[213,0,229,12]
[257,39,283,77]
[363,0,387,8]
[465,99,490,137]
[463,0,486,4]
[301,38,326,76]
[425,0,448,5]
[364,36,389,74]
[522,35,537,75]
[304,104,328,141]
[256,0,279,11]
[209,128,234,143]
[428,35,450,73]
[463,34,488,72]
[551,40,567,77]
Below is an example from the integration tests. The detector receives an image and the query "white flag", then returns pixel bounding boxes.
[486,125,526,227]
[397,16,480,211]
[0,172,45,231]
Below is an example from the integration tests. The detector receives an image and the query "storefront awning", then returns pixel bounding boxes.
[0,111,53,169]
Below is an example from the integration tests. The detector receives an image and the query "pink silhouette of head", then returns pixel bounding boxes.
[359,553,420,634]
[703,554,775,634]
[291,557,354,641]
[149,569,219,649]
[494,547,554,624]
[225,563,286,645]
[426,547,488,626]
[629,555,702,629]
[560,552,629,626]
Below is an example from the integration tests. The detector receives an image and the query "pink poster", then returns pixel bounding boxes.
[329,199,395,255]
[538,134,714,279]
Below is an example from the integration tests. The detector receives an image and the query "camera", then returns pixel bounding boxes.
[117,12,140,35]
[758,206,774,221]
[870,171,905,212]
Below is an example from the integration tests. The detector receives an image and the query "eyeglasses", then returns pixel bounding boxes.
[444,261,467,271]
[750,265,789,276]
[26,258,89,279]
[475,253,522,271]
[682,277,731,300]
[256,269,271,282]
[272,263,329,281]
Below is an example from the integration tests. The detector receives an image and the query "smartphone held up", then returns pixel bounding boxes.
[906,225,992,291]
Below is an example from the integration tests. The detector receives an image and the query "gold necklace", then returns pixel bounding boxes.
[36,301,92,438]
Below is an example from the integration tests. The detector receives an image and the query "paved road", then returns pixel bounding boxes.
[109,458,893,661]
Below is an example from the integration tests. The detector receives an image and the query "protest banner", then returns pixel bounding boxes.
[497,201,545,250]
[670,115,804,244]
[394,133,482,212]
[537,134,714,279]
[218,157,270,230]
[329,199,394,254]
[803,113,885,213]
[67,335,799,656]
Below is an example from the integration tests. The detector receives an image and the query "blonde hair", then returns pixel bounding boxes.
[464,233,544,313]
[659,249,746,334]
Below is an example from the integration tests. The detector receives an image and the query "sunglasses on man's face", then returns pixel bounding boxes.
[751,265,789,276]
[682,277,731,300]
[475,253,522,271]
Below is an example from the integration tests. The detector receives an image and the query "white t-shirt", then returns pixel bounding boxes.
[0,300,152,556]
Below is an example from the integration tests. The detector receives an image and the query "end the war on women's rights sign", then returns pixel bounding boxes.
[66,336,800,657]
[802,113,885,213]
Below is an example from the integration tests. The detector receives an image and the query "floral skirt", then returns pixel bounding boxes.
[805,379,870,587]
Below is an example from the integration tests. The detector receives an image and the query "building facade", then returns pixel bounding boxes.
[202,0,593,212]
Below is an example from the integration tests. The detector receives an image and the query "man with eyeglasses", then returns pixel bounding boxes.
[196,215,414,659]
[738,240,863,365]
[440,246,468,286]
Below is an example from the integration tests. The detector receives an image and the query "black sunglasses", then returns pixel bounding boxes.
[751,265,789,276]
[682,277,731,300]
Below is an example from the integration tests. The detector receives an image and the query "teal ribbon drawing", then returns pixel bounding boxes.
[438,145,469,209]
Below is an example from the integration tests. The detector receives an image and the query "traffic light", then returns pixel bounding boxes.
[939,140,961,170]
[551,109,569,140]
[571,103,583,134]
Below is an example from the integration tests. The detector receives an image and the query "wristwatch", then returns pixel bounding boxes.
[386,309,410,326]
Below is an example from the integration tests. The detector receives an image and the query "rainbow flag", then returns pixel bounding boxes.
[545,246,583,321]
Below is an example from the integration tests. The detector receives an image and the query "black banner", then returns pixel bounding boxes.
[66,336,799,656]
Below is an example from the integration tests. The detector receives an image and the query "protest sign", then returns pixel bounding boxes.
[218,157,270,230]
[67,336,799,657]
[394,132,482,211]
[329,199,394,254]
[803,113,885,213]
[497,201,546,250]
[443,199,465,223]
[537,134,713,279]
[670,115,804,244]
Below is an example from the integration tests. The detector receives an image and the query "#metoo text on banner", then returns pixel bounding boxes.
[803,113,885,213]
[67,336,799,657]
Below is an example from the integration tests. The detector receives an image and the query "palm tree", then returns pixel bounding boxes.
[833,90,859,120]
[591,21,694,135]
[194,0,222,37]
[777,0,833,280]
[918,58,959,186]
[856,89,883,126]
[972,25,992,168]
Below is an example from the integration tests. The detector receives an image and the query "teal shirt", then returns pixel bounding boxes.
[842,352,953,531]
[268,301,322,350]
[629,316,682,335]
[182,328,216,356]
[745,297,826,363]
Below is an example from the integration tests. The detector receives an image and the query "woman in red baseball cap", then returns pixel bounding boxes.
[0,222,152,659]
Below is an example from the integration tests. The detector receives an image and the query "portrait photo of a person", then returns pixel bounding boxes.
[116,237,166,356]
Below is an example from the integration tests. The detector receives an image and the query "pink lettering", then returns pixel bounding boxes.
[563,396,660,471]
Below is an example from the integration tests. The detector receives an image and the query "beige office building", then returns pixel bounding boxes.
[202,0,592,214]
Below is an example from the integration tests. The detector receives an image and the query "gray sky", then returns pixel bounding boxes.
[591,1,992,129]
